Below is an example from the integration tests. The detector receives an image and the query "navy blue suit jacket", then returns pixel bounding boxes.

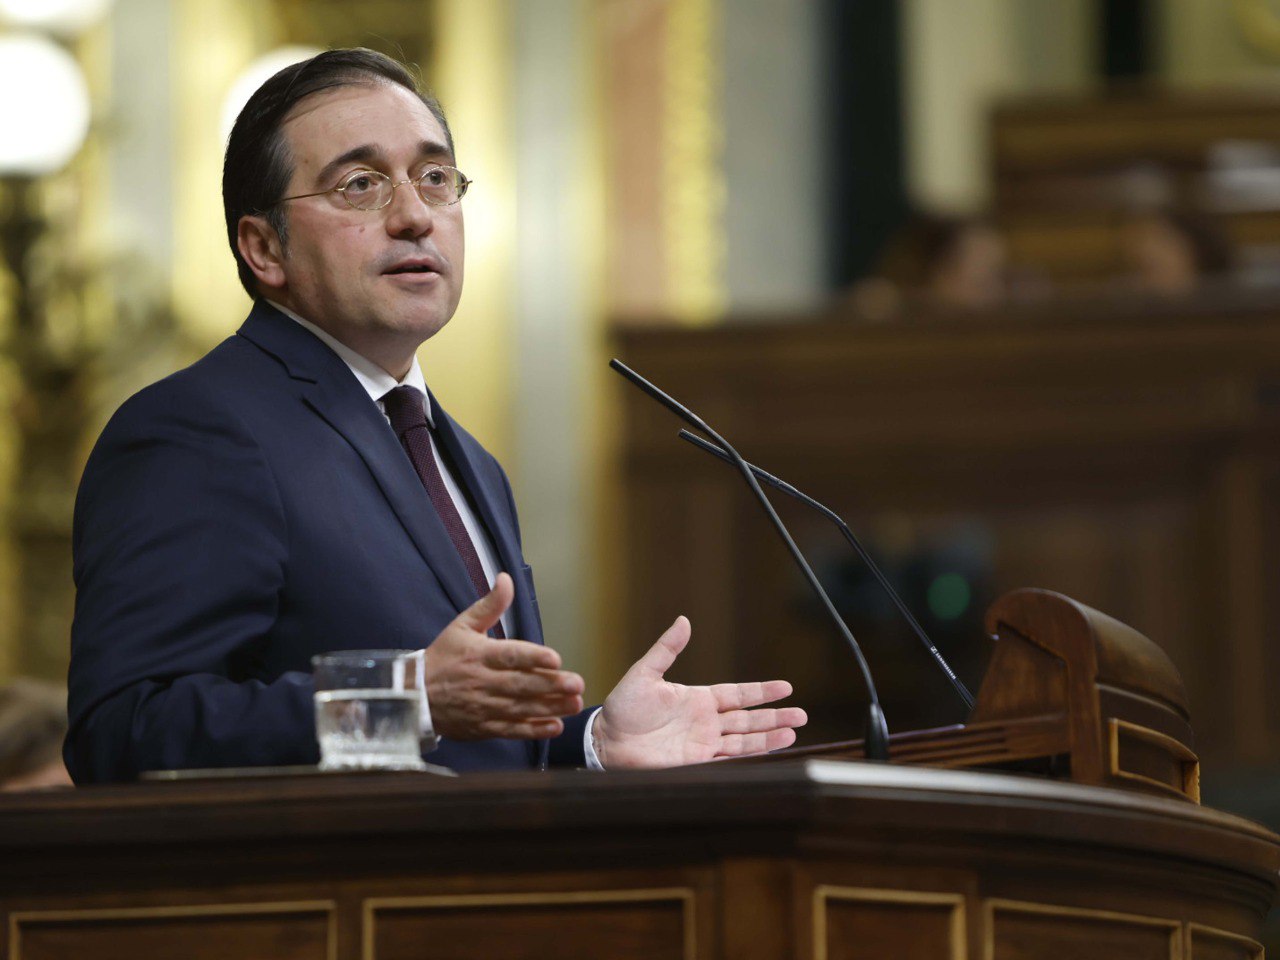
[66,301,590,782]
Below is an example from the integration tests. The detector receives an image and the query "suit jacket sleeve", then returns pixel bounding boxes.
[65,378,313,783]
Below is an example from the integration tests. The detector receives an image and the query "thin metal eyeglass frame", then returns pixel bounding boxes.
[266,165,472,212]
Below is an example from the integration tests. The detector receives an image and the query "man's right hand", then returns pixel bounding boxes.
[421,572,584,740]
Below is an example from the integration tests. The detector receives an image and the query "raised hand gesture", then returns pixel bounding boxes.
[593,616,806,769]
[422,573,584,740]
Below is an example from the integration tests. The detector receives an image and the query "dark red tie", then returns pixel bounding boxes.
[383,386,505,638]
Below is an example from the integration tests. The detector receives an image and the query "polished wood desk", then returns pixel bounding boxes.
[2,761,1277,960]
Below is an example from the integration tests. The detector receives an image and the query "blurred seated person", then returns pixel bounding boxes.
[0,678,72,791]
[1121,208,1234,296]
[849,213,1012,320]
[917,214,1010,309]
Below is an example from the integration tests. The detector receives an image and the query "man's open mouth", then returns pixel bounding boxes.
[385,263,438,275]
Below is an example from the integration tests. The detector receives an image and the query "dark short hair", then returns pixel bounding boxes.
[222,47,454,298]
[875,212,998,286]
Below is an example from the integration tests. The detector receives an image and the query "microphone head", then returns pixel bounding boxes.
[864,701,890,762]
[608,358,711,434]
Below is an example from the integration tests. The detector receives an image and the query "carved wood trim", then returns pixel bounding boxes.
[1108,717,1202,803]
[1184,921,1264,960]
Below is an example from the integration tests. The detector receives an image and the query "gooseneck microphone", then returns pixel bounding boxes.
[678,429,975,711]
[610,358,890,761]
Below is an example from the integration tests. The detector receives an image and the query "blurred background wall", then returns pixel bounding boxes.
[2,0,1280,931]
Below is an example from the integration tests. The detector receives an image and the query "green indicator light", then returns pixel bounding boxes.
[927,572,971,621]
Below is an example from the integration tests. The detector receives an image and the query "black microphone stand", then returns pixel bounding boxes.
[678,428,974,711]
[610,359,890,761]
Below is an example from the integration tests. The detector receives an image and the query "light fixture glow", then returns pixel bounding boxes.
[0,0,113,33]
[927,572,971,621]
[0,34,90,176]
[221,46,326,147]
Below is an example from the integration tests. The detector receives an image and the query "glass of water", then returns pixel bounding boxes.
[312,650,427,771]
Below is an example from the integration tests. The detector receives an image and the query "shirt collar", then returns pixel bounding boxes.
[266,299,433,426]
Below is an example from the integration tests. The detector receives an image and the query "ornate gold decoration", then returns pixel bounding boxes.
[0,19,195,682]
[664,0,726,325]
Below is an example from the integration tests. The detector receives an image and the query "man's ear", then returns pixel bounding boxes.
[237,214,287,291]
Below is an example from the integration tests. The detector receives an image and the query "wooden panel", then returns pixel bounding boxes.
[986,900,1178,960]
[10,902,335,960]
[718,859,793,960]
[992,93,1280,176]
[365,889,695,960]
[815,887,965,960]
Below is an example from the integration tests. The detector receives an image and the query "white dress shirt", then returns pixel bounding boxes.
[269,302,603,768]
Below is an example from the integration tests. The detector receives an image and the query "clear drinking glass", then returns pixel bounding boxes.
[312,650,426,771]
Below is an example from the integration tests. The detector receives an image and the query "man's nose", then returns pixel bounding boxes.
[383,180,434,238]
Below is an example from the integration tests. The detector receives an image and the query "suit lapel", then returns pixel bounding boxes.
[429,394,541,645]
[237,304,478,618]
[430,401,550,767]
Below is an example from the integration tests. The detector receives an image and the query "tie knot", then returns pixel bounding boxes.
[383,386,429,438]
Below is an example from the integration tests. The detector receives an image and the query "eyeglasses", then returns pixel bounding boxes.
[269,165,471,212]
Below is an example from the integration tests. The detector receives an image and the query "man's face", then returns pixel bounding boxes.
[257,81,465,374]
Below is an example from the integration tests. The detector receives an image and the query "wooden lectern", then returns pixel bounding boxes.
[1,592,1276,960]
[777,588,1202,803]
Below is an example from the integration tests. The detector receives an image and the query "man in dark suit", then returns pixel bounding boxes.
[65,49,805,783]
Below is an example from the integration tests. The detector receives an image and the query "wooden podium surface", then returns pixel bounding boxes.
[3,761,1277,960]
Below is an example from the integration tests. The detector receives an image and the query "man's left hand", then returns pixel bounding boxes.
[593,616,807,769]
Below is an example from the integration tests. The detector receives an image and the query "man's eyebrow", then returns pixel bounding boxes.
[416,139,454,163]
[314,139,455,187]
[314,145,380,187]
